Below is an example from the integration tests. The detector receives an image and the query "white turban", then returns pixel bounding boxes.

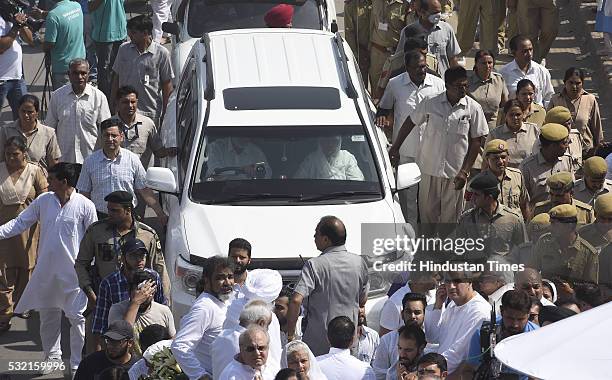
[242,269,283,303]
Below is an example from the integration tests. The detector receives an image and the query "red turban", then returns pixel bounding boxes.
[264,4,294,28]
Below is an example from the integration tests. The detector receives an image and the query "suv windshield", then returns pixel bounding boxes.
[190,125,383,204]
[187,0,322,37]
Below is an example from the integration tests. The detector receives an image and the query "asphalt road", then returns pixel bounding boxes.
[0,0,611,378]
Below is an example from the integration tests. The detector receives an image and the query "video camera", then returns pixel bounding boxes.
[474,304,505,380]
[0,0,44,33]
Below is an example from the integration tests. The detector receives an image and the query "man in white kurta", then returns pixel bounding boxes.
[295,136,364,180]
[219,326,279,380]
[0,163,97,371]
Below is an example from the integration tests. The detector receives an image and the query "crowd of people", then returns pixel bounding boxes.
[0,0,610,378]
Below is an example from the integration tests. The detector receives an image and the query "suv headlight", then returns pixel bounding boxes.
[365,250,409,298]
[175,255,203,296]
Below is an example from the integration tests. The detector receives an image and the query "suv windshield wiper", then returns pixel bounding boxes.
[207,193,304,205]
[297,191,381,202]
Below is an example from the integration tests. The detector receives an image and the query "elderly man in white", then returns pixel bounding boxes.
[295,136,364,180]
[219,325,279,380]
[223,269,284,371]
[0,163,97,374]
[213,300,273,380]
[317,316,376,380]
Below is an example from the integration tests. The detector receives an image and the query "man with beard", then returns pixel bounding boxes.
[385,323,426,380]
[460,289,538,379]
[357,306,380,364]
[172,256,235,380]
[229,238,252,287]
[219,325,279,380]
[92,238,166,351]
[74,319,140,379]
[107,269,175,355]
[373,293,427,380]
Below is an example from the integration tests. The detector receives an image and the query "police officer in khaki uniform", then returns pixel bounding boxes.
[345,0,372,87]
[578,193,612,252]
[519,123,577,206]
[574,157,612,206]
[456,0,496,55]
[509,212,550,265]
[530,204,598,284]
[544,106,584,171]
[369,0,413,89]
[482,139,530,219]
[516,0,559,63]
[532,172,595,225]
[455,172,526,277]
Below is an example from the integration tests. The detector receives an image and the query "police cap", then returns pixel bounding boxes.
[104,191,133,206]
[469,171,500,194]
[583,156,608,179]
[484,139,508,155]
[121,238,148,256]
[548,204,578,223]
[528,213,551,235]
[540,123,569,142]
[544,106,572,124]
[594,193,612,218]
[546,172,574,193]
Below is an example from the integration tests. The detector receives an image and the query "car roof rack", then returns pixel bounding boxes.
[200,33,215,101]
[333,32,358,99]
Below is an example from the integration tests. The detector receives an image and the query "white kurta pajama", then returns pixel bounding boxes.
[218,358,279,380]
[0,191,97,369]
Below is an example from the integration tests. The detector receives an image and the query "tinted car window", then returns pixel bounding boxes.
[188,0,322,37]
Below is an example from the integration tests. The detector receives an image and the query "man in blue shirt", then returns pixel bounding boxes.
[460,289,539,379]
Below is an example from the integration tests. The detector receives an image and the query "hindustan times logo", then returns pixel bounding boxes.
[372,235,485,256]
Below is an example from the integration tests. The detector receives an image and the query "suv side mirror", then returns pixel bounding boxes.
[331,20,338,33]
[162,22,180,37]
[396,162,421,191]
[146,167,179,195]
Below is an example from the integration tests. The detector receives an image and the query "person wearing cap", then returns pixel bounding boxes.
[92,238,166,351]
[529,204,598,284]
[0,162,97,374]
[107,269,175,355]
[482,138,530,219]
[425,271,490,374]
[454,171,526,270]
[573,156,612,206]
[518,122,576,206]
[509,213,550,266]
[286,216,369,356]
[579,193,612,253]
[376,49,445,225]
[486,99,539,168]
[264,4,294,28]
[542,105,584,170]
[344,0,371,87]
[76,118,168,224]
[532,171,594,225]
[389,66,489,225]
[74,320,139,379]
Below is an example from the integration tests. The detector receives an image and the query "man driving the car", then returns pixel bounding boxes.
[205,137,272,180]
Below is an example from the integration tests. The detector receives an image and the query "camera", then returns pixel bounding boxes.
[0,0,44,33]
[254,162,266,179]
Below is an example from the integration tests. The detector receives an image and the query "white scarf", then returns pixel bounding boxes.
[0,162,37,205]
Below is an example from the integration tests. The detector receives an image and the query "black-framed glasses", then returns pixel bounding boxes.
[244,345,267,352]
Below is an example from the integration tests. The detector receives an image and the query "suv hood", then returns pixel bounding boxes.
[181,200,402,260]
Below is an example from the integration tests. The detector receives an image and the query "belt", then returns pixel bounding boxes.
[370,41,395,54]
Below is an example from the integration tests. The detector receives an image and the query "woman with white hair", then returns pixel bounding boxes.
[283,341,328,380]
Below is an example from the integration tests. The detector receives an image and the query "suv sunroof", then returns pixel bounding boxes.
[223,87,341,110]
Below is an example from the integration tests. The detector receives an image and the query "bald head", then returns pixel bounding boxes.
[315,216,346,250]
[514,268,543,299]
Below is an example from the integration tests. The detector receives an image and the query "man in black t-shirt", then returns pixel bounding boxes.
[74,320,140,379]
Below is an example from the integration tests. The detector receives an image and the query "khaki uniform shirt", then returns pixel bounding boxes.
[468,71,508,130]
[509,242,534,266]
[0,121,61,171]
[75,219,171,300]
[530,233,598,284]
[345,0,372,54]
[578,223,612,253]
[524,103,546,128]
[532,199,595,225]
[455,203,527,261]
[518,151,576,205]
[548,90,604,152]
[370,0,411,48]
[492,167,530,214]
[486,122,539,168]
[573,178,612,206]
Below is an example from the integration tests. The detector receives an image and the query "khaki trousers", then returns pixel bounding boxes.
[456,0,496,54]
[369,46,392,94]
[344,0,371,87]
[517,0,559,61]
[418,174,465,224]
[493,0,507,51]
[0,265,30,322]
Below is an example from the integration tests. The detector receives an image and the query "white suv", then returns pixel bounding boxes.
[147,29,420,329]
[162,0,338,80]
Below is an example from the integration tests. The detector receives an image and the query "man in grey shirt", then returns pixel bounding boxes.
[396,0,461,77]
[111,15,173,125]
[286,216,369,356]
